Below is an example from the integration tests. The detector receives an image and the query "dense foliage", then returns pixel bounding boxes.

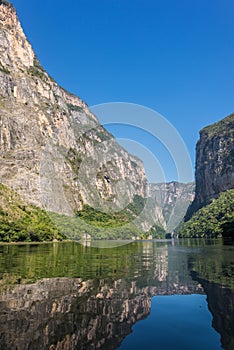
[51,195,166,240]
[179,190,234,238]
[0,183,66,242]
[0,185,165,242]
[76,195,145,228]
[148,223,167,239]
[76,204,131,228]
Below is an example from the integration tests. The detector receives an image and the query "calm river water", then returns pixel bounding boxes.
[0,239,233,350]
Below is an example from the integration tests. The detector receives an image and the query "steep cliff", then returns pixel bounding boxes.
[185,113,234,220]
[0,1,166,234]
[149,182,195,232]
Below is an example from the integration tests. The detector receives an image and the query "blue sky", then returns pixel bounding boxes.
[11,0,234,182]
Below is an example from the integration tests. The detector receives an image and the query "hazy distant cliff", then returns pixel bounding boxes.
[185,113,234,220]
[0,1,150,219]
[149,182,194,232]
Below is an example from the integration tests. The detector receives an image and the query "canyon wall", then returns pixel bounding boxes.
[0,1,149,220]
[185,113,234,220]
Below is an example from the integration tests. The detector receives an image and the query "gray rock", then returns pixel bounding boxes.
[0,2,148,217]
[149,182,195,232]
[185,113,234,220]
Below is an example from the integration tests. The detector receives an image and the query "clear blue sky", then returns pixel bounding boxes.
[11,0,234,182]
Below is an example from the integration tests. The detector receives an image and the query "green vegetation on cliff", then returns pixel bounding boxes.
[0,183,66,242]
[179,189,234,238]
[0,186,165,242]
[76,195,145,228]
[52,195,166,240]
[201,113,234,138]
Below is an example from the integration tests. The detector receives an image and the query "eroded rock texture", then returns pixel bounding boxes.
[0,1,148,217]
[185,113,234,220]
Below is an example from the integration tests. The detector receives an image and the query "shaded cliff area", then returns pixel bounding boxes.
[185,113,234,220]
[181,114,234,237]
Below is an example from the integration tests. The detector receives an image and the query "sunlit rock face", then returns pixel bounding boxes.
[1,1,198,234]
[185,113,234,220]
[0,1,149,217]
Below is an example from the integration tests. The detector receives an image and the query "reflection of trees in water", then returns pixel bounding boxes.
[0,241,204,350]
[191,273,234,350]
[0,240,232,350]
[0,275,204,350]
[187,241,234,350]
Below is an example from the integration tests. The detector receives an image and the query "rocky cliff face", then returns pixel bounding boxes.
[185,113,234,220]
[149,182,195,232]
[0,2,150,221]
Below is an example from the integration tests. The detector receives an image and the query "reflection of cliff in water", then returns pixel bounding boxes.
[0,277,203,350]
[0,278,150,350]
[0,243,204,350]
[191,273,234,350]
[188,240,234,350]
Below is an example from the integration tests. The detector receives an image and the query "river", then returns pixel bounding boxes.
[0,239,233,349]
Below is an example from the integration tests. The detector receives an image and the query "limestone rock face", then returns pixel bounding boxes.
[185,113,234,220]
[0,1,148,216]
[149,182,195,232]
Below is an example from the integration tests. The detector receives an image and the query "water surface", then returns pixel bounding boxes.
[0,239,233,349]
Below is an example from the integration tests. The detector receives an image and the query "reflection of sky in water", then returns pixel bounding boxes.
[0,241,233,350]
[119,295,221,350]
